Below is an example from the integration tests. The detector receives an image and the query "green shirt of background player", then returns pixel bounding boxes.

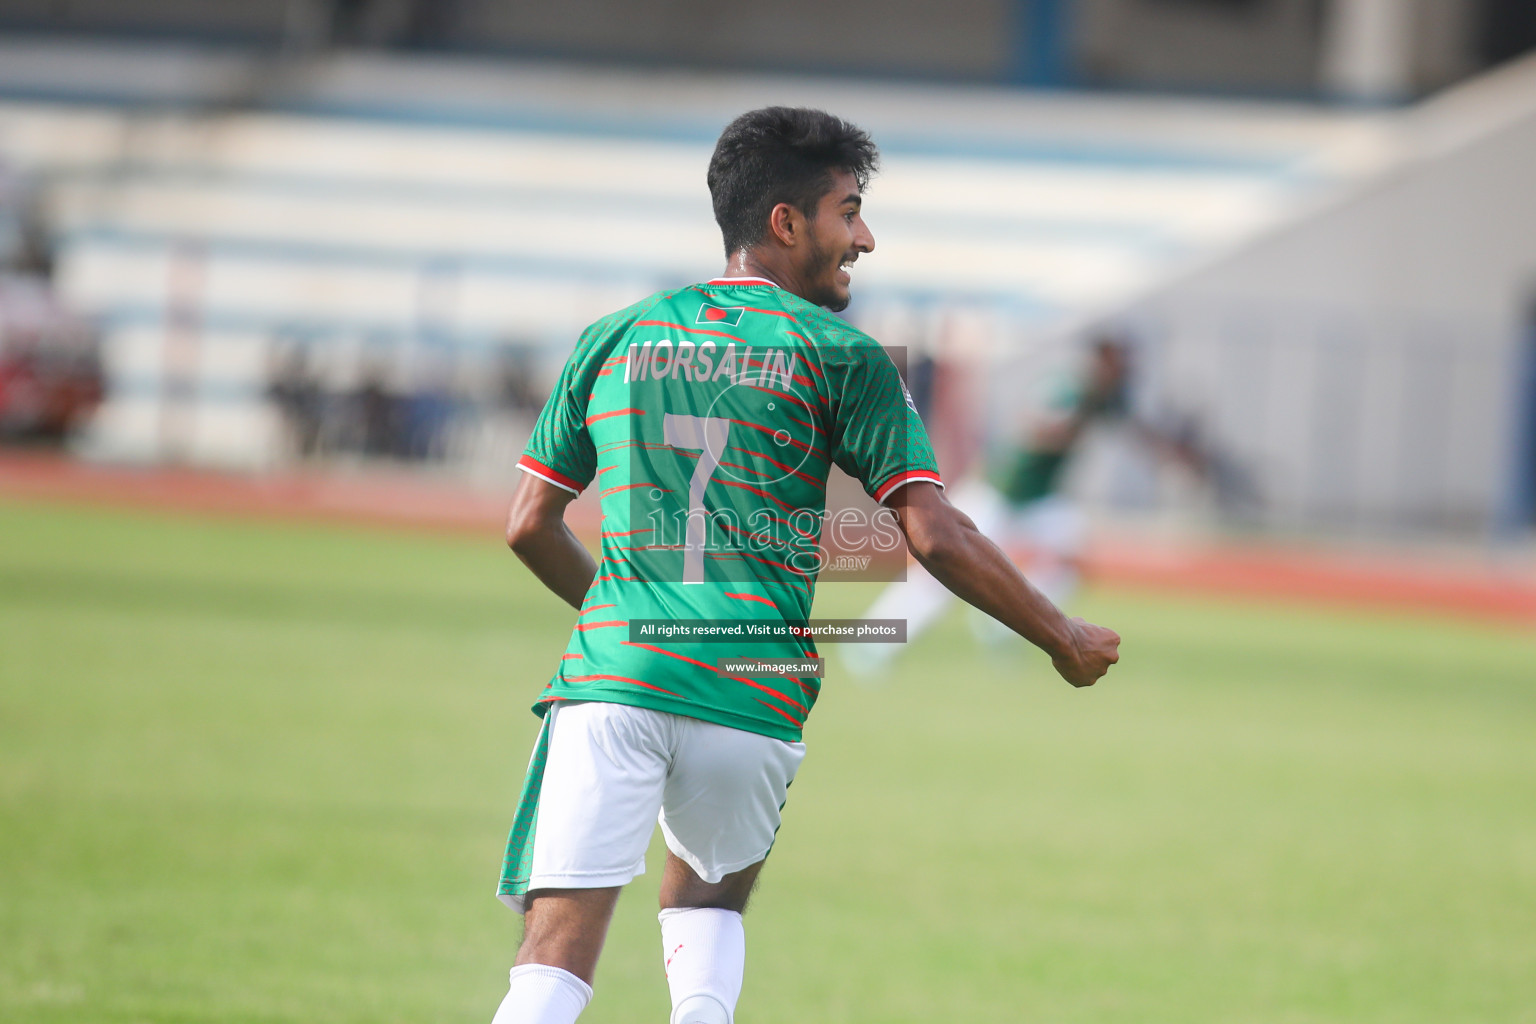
[495,107,1121,1024]
[994,338,1132,506]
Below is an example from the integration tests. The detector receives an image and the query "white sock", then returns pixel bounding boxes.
[659,907,744,1024]
[491,963,593,1024]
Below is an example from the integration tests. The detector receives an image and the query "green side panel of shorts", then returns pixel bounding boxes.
[497,714,552,901]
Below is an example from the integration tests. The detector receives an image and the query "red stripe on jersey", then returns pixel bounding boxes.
[600,482,668,499]
[787,344,831,397]
[784,411,825,438]
[560,653,583,660]
[738,678,808,713]
[586,408,646,425]
[574,620,626,631]
[753,698,805,728]
[564,674,685,698]
[726,445,825,492]
[601,527,654,537]
[746,382,815,412]
[718,459,772,480]
[791,348,825,379]
[707,548,811,580]
[873,470,945,504]
[725,591,778,609]
[715,519,791,551]
[725,418,823,460]
[620,642,716,673]
[745,363,817,389]
[617,641,780,706]
[596,439,682,455]
[518,456,585,495]
[716,477,798,514]
[785,422,824,452]
[578,604,616,616]
[636,319,743,343]
[743,384,821,421]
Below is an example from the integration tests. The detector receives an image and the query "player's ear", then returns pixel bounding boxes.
[767,202,800,248]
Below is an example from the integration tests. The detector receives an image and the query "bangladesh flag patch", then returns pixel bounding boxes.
[696,303,745,327]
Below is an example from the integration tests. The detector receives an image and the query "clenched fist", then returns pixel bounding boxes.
[1052,617,1121,688]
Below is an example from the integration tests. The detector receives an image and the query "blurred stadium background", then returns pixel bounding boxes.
[3,0,1536,545]
[2,2,1534,1023]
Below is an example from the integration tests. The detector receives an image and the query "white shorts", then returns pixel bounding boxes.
[951,479,1085,561]
[498,701,806,913]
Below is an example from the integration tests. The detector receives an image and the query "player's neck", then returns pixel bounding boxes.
[717,249,793,293]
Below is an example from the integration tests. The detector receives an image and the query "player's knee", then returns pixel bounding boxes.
[672,993,730,1024]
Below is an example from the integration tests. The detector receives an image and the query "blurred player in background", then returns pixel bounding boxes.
[846,334,1169,674]
[847,333,1136,675]
[987,334,1133,605]
[492,107,1120,1024]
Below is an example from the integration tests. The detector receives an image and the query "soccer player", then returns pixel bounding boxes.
[845,335,1134,674]
[493,107,1121,1024]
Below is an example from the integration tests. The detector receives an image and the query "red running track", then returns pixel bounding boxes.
[3,451,1533,627]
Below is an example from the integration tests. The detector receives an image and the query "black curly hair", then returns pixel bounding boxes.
[707,107,879,257]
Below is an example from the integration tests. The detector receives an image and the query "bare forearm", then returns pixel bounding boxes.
[511,520,598,610]
[912,522,1074,659]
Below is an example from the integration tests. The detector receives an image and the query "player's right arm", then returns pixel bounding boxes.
[505,472,597,611]
[887,481,1121,688]
[506,309,631,611]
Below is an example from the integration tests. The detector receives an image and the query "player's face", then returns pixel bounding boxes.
[1090,343,1129,393]
[799,169,874,312]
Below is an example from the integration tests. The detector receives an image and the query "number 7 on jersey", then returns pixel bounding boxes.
[662,413,731,584]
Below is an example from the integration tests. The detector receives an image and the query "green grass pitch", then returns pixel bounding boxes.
[2,497,1533,1023]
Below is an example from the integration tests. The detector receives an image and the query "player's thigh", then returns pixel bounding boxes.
[659,719,806,884]
[531,701,673,886]
[1017,494,1086,557]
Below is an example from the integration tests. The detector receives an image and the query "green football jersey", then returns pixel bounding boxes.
[517,278,942,741]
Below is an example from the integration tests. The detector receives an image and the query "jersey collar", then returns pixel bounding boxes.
[705,276,780,288]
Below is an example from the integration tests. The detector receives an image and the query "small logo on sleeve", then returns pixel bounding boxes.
[696,303,745,327]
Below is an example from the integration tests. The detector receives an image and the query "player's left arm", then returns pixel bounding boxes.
[505,473,597,611]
